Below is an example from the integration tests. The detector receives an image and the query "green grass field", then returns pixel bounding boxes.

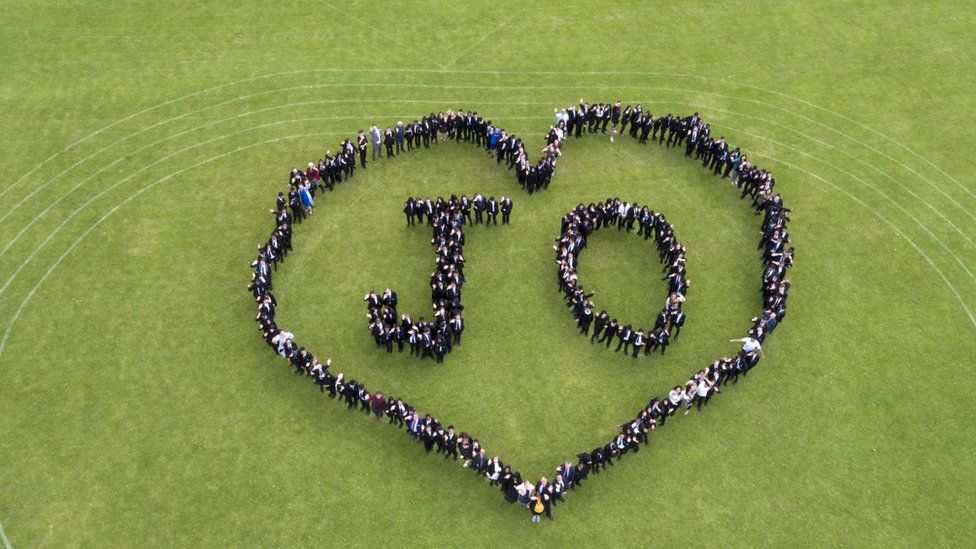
[1,0,975,546]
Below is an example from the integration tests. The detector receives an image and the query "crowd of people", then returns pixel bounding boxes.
[556,199,688,358]
[247,99,793,522]
[363,194,513,363]
[359,110,565,195]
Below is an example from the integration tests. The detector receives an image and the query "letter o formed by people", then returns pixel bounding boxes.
[555,200,688,358]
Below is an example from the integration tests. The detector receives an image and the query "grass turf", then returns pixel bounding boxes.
[1,0,975,546]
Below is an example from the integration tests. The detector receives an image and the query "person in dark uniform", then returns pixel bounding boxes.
[357,130,368,168]
[601,318,619,348]
[472,194,485,223]
[444,426,459,460]
[631,330,644,358]
[394,121,405,154]
[403,197,416,226]
[615,324,633,354]
[610,101,621,141]
[450,314,463,345]
[639,115,653,144]
[486,196,499,225]
[670,310,686,340]
[500,196,512,224]
[383,127,395,158]
[590,310,608,342]
[404,122,415,151]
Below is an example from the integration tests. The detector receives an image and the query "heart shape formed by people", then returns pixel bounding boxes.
[248,101,793,521]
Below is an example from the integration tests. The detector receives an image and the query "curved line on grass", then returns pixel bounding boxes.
[4,75,972,236]
[0,132,337,360]
[0,118,394,298]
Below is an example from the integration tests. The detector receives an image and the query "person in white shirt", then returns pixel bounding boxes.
[694,373,718,412]
[731,336,764,360]
[682,382,697,415]
[667,386,684,417]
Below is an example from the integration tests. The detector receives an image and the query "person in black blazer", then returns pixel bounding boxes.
[460,195,472,224]
[670,310,686,340]
[486,196,499,225]
[357,130,368,168]
[381,288,398,313]
[615,324,633,354]
[383,127,395,158]
[450,314,463,345]
[500,196,512,224]
[590,310,608,342]
[472,194,485,223]
[444,427,459,460]
[601,318,619,348]
[394,121,405,154]
[403,197,416,226]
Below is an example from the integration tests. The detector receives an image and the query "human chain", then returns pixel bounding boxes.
[247,99,793,523]
[557,199,688,358]
[364,195,513,362]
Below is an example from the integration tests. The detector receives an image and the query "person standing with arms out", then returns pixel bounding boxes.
[731,336,765,360]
